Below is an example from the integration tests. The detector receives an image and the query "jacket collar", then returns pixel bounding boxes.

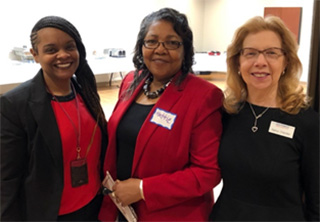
[28,70,63,172]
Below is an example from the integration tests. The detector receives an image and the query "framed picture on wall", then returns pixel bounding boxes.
[264,7,302,44]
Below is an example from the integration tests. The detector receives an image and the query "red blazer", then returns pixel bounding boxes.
[99,71,223,221]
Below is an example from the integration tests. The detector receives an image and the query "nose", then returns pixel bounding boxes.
[57,49,71,59]
[255,52,268,65]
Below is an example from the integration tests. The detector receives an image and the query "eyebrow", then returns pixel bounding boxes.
[242,47,282,50]
[43,40,76,48]
[146,34,180,39]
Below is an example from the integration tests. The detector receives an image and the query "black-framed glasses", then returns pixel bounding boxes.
[241,47,286,61]
[143,40,183,50]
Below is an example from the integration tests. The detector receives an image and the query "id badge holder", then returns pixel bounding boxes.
[70,158,88,187]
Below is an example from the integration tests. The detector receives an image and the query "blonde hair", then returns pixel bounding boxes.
[224,16,310,114]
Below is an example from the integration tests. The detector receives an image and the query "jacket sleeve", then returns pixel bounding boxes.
[143,86,223,212]
[0,94,28,221]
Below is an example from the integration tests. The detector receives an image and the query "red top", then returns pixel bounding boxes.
[51,93,101,215]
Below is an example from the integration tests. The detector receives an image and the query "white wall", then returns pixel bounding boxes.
[202,0,314,82]
[0,0,204,61]
[0,0,314,82]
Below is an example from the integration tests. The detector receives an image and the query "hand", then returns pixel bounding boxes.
[112,178,142,206]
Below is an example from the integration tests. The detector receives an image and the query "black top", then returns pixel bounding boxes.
[210,102,319,221]
[116,102,154,180]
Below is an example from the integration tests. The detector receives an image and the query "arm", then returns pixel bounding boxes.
[0,95,28,220]
[301,110,319,221]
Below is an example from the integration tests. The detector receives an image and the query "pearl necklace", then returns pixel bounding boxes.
[248,103,270,133]
[143,76,171,99]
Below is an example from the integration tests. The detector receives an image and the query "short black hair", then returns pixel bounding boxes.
[126,8,194,97]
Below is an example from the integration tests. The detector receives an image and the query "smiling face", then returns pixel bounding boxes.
[30,27,80,90]
[142,20,184,83]
[239,30,287,99]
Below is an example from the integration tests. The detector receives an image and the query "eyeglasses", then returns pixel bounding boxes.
[241,47,285,61]
[143,40,183,50]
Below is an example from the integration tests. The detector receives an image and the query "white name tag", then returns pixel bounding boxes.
[150,108,177,130]
[268,121,295,139]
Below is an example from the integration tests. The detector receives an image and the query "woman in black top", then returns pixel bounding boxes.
[209,16,319,221]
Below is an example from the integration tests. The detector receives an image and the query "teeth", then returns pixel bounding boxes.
[56,63,71,68]
[253,73,267,77]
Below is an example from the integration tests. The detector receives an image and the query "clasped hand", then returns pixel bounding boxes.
[111,178,142,207]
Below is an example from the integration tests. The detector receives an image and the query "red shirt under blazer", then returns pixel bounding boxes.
[99,71,223,221]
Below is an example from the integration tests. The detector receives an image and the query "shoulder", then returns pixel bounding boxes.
[122,71,135,83]
[181,74,223,100]
[1,79,33,101]
[174,74,224,112]
[120,71,135,89]
[1,71,44,107]
[296,107,319,131]
[275,107,319,144]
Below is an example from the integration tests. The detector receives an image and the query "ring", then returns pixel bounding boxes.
[111,192,116,198]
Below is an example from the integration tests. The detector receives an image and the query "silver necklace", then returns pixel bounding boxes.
[248,103,269,133]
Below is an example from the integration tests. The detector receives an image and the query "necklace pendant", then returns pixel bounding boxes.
[251,126,258,132]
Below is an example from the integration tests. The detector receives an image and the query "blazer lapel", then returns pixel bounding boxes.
[28,71,63,171]
[131,74,187,175]
[105,78,146,177]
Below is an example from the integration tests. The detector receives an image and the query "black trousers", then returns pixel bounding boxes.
[57,194,103,221]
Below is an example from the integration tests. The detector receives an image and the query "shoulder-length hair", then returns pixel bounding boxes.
[124,7,194,98]
[224,16,309,114]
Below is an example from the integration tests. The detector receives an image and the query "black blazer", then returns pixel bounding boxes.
[0,70,107,221]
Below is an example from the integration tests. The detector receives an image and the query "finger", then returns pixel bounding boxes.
[112,180,120,190]
[101,178,108,186]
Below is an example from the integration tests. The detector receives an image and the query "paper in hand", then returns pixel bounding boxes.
[102,171,138,222]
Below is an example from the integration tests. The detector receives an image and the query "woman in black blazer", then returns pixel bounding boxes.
[0,16,108,221]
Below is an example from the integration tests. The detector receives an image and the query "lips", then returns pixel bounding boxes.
[152,58,169,63]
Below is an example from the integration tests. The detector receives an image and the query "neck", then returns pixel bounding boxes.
[149,75,172,91]
[247,89,279,108]
[44,77,72,96]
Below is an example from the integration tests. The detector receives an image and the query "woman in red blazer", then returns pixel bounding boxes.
[99,8,223,221]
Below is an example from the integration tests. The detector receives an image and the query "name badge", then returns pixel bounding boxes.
[268,121,295,139]
[150,108,177,130]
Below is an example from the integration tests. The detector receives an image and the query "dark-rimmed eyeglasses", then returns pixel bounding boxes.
[143,40,183,50]
[241,47,286,61]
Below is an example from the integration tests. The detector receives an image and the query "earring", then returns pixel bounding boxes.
[238,71,241,76]
[282,70,285,76]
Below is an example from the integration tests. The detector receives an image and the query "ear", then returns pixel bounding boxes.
[30,48,39,63]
